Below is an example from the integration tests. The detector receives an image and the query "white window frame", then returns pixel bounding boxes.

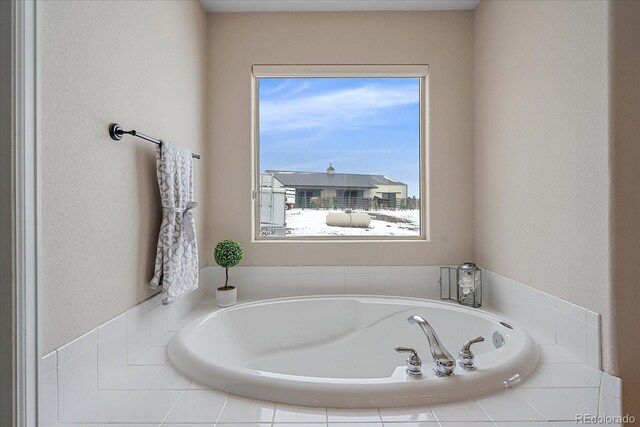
[251,64,429,242]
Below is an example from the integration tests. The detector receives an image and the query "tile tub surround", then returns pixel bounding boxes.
[480,269,602,370]
[206,265,602,369]
[40,277,206,426]
[41,265,622,425]
[206,266,444,301]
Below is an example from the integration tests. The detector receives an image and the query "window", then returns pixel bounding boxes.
[253,65,428,240]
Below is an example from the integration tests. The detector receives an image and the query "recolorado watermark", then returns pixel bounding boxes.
[576,414,636,424]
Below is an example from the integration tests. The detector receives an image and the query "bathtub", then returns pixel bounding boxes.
[169,296,539,408]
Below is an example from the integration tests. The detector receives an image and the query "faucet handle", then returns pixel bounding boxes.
[458,336,485,371]
[395,346,422,377]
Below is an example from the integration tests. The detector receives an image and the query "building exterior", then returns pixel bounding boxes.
[265,165,409,209]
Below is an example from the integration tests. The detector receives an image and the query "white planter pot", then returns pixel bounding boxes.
[216,286,237,307]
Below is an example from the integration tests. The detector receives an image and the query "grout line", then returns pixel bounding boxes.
[46,365,60,426]
[560,388,593,415]
[214,392,231,425]
[125,310,131,366]
[56,345,100,422]
[474,395,495,423]
[137,364,162,391]
[159,388,188,425]
[430,405,440,423]
[146,309,152,347]
[56,333,98,369]
[60,388,99,424]
[55,350,60,424]
[96,336,102,390]
[376,408,383,423]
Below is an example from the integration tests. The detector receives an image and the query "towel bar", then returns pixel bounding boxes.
[109,123,201,159]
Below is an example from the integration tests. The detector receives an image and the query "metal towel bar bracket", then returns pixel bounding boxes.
[109,123,201,159]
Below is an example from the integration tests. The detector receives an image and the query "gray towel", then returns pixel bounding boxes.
[149,140,199,304]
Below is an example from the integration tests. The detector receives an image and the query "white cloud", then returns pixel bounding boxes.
[261,80,311,97]
[261,80,290,95]
[260,84,418,132]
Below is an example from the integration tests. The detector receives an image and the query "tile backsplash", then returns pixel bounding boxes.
[40,282,204,426]
[205,265,443,301]
[204,264,601,370]
[481,269,601,370]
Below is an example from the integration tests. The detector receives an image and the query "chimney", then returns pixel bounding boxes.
[327,163,335,175]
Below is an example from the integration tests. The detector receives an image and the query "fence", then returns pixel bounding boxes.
[295,196,419,211]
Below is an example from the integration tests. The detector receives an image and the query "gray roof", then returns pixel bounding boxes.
[266,170,406,189]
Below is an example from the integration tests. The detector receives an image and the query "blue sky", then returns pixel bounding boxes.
[258,77,421,197]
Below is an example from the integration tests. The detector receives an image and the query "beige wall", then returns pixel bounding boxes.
[41,0,207,354]
[475,0,640,413]
[206,12,474,264]
[473,0,613,370]
[610,0,640,415]
[474,1,612,370]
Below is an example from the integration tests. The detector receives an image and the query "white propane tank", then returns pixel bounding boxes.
[326,212,372,228]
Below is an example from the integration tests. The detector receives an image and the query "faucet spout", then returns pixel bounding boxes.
[407,314,456,376]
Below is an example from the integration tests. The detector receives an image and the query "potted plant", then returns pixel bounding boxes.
[214,239,244,307]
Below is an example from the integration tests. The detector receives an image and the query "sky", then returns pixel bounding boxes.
[258,77,421,197]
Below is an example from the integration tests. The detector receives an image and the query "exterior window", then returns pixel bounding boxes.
[253,65,427,240]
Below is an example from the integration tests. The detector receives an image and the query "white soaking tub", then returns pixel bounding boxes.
[168,296,539,408]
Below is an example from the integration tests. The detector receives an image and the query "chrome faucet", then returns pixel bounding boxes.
[407,315,456,377]
[394,346,422,377]
[458,336,485,371]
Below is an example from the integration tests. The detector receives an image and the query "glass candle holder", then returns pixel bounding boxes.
[457,262,482,308]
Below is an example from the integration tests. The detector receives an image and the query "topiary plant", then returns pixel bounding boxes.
[214,239,244,290]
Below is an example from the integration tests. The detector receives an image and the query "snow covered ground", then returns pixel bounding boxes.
[284,208,420,237]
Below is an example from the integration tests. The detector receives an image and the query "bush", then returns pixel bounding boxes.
[214,240,243,289]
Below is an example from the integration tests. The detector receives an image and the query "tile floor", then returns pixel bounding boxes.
[48,298,618,426]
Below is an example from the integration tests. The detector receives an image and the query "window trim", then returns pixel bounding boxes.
[251,64,429,242]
